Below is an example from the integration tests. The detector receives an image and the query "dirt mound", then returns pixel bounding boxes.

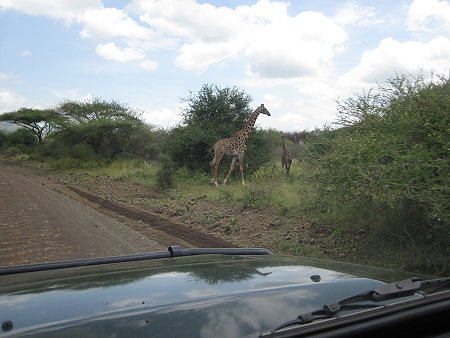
[69,186,236,248]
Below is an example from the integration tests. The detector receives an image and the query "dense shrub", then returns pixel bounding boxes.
[300,74,449,262]
[2,146,23,157]
[6,128,38,149]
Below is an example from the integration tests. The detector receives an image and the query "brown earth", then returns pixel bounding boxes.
[0,163,167,266]
[1,162,337,265]
[41,166,335,256]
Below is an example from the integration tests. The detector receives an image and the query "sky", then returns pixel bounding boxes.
[0,0,449,132]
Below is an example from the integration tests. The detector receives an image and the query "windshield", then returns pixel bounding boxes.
[0,1,449,278]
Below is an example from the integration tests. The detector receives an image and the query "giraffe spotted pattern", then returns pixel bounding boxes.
[210,104,270,186]
[281,135,292,177]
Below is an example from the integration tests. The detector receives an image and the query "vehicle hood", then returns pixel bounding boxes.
[0,254,427,337]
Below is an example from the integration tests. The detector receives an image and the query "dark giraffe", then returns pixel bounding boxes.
[210,104,271,186]
[281,135,292,177]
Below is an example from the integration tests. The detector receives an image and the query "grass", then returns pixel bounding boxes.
[78,159,308,218]
[171,160,311,216]
[94,159,160,184]
[53,159,162,185]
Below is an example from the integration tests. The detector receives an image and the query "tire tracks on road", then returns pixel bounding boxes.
[68,186,237,249]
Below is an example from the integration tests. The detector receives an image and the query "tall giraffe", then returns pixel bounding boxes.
[281,135,292,177]
[210,104,270,186]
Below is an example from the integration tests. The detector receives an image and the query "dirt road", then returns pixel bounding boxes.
[0,163,236,266]
[0,164,165,266]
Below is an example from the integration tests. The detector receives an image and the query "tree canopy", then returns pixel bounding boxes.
[1,98,159,161]
[0,108,59,144]
[46,99,155,160]
[55,98,140,126]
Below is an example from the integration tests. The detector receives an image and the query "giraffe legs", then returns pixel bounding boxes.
[286,159,292,177]
[210,153,246,186]
[223,156,245,185]
[238,156,245,185]
[210,154,223,186]
[223,157,237,185]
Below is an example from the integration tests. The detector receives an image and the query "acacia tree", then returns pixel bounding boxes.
[55,98,139,125]
[48,98,157,160]
[0,108,59,144]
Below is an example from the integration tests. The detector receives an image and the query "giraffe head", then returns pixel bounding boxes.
[256,104,271,116]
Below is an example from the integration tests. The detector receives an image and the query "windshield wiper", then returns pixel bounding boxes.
[0,246,273,276]
[268,277,450,333]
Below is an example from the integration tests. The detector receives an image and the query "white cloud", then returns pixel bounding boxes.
[0,73,23,84]
[20,50,32,57]
[333,1,382,27]
[276,112,307,130]
[95,42,145,62]
[253,77,339,130]
[134,0,243,71]
[0,73,11,80]
[0,89,25,112]
[338,36,450,93]
[0,0,102,22]
[235,0,288,23]
[244,10,347,79]
[407,0,450,33]
[133,0,240,42]
[1,0,348,81]
[47,88,94,102]
[294,78,339,127]
[175,41,237,72]
[262,93,286,109]
[79,7,155,40]
[139,59,158,71]
[130,0,347,78]
[141,106,181,129]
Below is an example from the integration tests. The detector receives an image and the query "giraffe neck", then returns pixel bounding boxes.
[282,138,287,153]
[237,110,260,140]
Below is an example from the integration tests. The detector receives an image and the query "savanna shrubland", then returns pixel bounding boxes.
[298,74,449,273]
[1,74,448,274]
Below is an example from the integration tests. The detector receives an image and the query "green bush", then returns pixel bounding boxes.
[2,146,23,157]
[251,162,285,181]
[1,128,38,153]
[301,73,450,265]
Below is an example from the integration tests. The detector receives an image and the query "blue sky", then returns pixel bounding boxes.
[1,0,449,131]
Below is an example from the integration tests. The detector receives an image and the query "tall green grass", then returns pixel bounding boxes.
[170,159,311,217]
[89,159,160,184]
[36,158,160,185]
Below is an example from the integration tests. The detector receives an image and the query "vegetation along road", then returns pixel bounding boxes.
[0,164,168,266]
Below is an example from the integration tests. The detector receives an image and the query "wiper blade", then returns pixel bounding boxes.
[270,277,450,332]
[0,246,272,276]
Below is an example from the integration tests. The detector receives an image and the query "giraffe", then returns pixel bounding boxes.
[281,135,292,177]
[210,104,271,186]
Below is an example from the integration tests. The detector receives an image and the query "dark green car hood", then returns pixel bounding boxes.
[0,254,427,337]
